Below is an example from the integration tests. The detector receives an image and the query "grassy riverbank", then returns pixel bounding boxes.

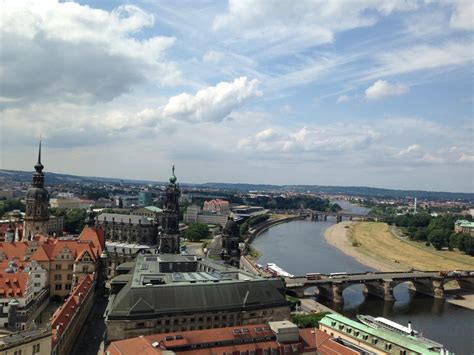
[324,221,474,271]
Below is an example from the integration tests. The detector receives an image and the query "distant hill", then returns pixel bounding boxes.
[202,182,474,201]
[0,169,160,186]
[1,169,472,201]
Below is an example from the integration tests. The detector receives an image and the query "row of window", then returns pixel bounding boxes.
[329,321,401,353]
[54,283,72,291]
[55,264,74,270]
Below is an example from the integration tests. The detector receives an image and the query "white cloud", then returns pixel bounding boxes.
[366,41,474,79]
[238,124,381,157]
[160,77,262,123]
[450,0,474,30]
[213,0,418,58]
[202,50,226,64]
[365,80,409,100]
[458,153,474,162]
[0,0,180,104]
[337,95,351,103]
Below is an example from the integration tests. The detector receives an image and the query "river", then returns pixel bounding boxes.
[252,201,474,354]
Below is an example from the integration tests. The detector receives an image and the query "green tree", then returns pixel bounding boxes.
[0,199,25,216]
[240,222,249,237]
[291,312,330,328]
[63,209,88,234]
[428,229,448,250]
[185,223,209,242]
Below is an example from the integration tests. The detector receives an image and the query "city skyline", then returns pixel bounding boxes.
[1,0,473,192]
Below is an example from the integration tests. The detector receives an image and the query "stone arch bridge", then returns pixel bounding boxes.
[285,271,474,303]
[305,210,377,223]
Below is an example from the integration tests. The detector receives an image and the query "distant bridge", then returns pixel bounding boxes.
[285,271,474,303]
[304,209,376,223]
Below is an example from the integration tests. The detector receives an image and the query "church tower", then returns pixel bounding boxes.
[23,140,50,239]
[221,217,241,267]
[159,166,181,254]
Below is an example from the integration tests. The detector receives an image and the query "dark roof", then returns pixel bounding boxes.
[106,254,288,321]
[107,278,288,320]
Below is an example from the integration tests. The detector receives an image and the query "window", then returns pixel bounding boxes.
[67,274,73,281]
[55,264,61,270]
[65,284,72,291]
[54,274,62,281]
[34,283,41,287]
[33,344,40,354]
[35,274,40,278]
[55,284,62,291]
[68,264,73,270]
[137,322,145,328]
[82,266,89,272]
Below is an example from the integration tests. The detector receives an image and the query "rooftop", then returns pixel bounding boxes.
[107,322,321,354]
[106,253,288,320]
[320,314,450,354]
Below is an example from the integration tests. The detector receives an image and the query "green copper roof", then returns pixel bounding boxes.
[320,313,451,354]
[169,165,177,184]
[456,219,474,228]
[144,206,163,213]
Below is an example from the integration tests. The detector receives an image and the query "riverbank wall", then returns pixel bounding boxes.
[246,215,307,244]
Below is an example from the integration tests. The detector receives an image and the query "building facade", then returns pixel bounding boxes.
[184,205,229,227]
[203,199,230,213]
[0,329,52,355]
[0,227,104,299]
[96,213,158,245]
[50,274,95,355]
[138,191,152,206]
[23,141,50,240]
[454,219,474,237]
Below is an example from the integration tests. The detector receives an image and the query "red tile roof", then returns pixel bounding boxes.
[78,227,105,254]
[0,236,98,264]
[50,274,94,344]
[0,271,29,298]
[107,324,314,355]
[107,325,363,355]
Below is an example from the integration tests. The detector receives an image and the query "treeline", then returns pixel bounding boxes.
[49,207,87,234]
[385,214,474,255]
[246,195,340,212]
[0,199,25,216]
[239,214,271,236]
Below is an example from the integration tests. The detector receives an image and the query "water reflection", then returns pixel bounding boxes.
[252,217,474,353]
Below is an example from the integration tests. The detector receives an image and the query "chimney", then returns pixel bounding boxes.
[408,321,412,332]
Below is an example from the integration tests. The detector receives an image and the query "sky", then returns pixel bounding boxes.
[0,0,473,192]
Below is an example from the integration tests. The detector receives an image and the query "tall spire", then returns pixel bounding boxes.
[34,139,44,173]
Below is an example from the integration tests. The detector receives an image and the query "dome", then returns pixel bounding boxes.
[8,298,19,306]
[26,187,50,201]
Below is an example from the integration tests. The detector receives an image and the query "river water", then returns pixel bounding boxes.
[252,201,474,354]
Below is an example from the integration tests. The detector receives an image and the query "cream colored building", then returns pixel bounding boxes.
[0,329,52,355]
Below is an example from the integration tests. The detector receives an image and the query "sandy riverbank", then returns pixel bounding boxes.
[323,221,406,271]
[324,221,474,272]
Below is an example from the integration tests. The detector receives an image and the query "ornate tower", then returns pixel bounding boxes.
[159,166,181,254]
[221,217,241,267]
[23,140,50,239]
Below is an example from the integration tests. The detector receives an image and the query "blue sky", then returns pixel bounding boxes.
[0,0,473,192]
